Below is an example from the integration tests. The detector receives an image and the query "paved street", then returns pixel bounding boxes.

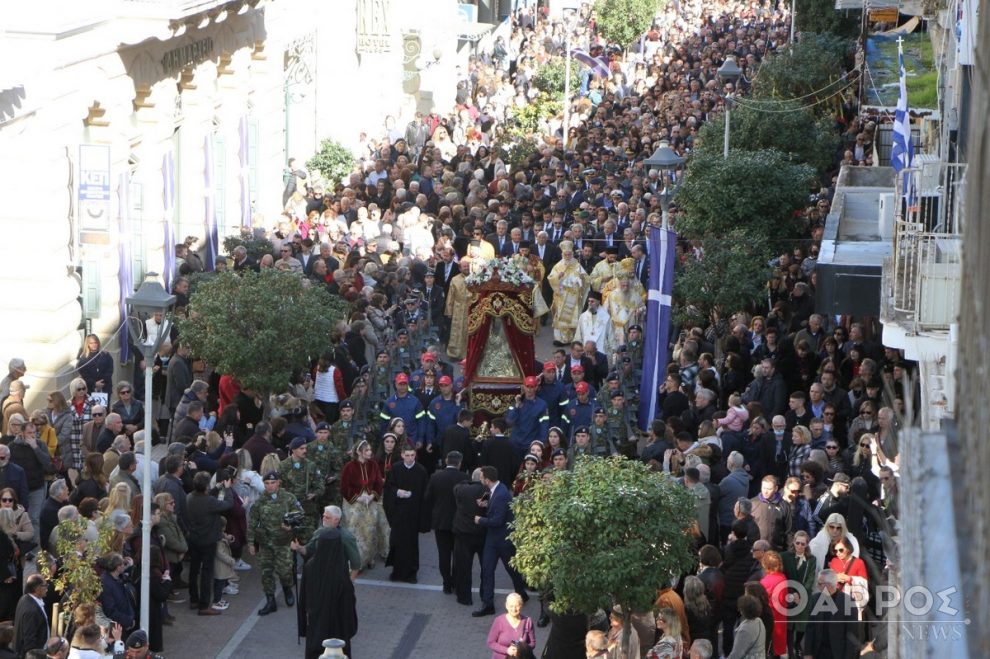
[163,327,559,657]
[162,533,547,658]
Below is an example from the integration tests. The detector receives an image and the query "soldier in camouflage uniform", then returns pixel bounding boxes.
[348,377,376,440]
[329,399,364,457]
[624,324,645,375]
[617,356,640,407]
[596,374,625,414]
[605,391,639,459]
[369,351,395,414]
[309,420,345,505]
[279,437,323,538]
[389,329,416,377]
[248,471,303,615]
[588,410,619,457]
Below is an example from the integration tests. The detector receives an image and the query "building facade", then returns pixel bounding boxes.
[0,0,467,410]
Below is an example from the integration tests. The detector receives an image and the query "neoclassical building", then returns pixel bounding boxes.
[0,0,469,409]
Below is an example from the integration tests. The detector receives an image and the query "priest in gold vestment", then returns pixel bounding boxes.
[444,260,472,360]
[546,240,589,345]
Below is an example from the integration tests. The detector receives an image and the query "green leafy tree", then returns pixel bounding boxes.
[675,150,815,243]
[750,34,849,112]
[693,102,839,176]
[506,94,562,138]
[223,232,274,264]
[594,0,663,49]
[795,0,861,38]
[532,58,583,96]
[512,456,696,654]
[307,138,356,191]
[39,516,114,625]
[673,229,774,326]
[177,270,349,397]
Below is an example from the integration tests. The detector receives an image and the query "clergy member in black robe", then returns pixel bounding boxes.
[383,446,430,582]
[298,529,358,659]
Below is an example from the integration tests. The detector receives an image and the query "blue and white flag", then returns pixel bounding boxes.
[638,225,677,431]
[204,135,218,272]
[890,38,913,203]
[162,151,176,292]
[571,48,610,79]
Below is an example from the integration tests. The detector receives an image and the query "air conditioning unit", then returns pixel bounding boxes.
[914,153,941,195]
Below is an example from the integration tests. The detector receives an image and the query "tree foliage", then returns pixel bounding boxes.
[673,230,774,326]
[693,103,839,176]
[506,94,562,138]
[511,456,696,639]
[39,516,114,620]
[675,150,815,242]
[223,232,274,264]
[750,34,849,112]
[795,0,861,38]
[307,138,356,191]
[532,58,583,97]
[177,270,349,396]
[594,0,663,49]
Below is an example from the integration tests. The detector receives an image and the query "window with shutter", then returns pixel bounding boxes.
[82,259,102,319]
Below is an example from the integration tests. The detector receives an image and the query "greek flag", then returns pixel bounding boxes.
[204,135,218,272]
[890,38,913,202]
[571,48,610,78]
[638,225,677,431]
[162,151,176,292]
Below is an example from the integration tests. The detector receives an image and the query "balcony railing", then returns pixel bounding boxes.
[880,162,966,332]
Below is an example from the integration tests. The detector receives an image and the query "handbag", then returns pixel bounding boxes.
[512,617,535,659]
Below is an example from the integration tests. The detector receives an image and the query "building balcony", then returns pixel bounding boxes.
[879,161,965,333]
[122,0,262,22]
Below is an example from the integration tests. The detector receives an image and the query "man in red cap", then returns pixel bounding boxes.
[565,364,597,403]
[564,381,595,441]
[425,375,463,462]
[535,361,569,429]
[379,373,425,447]
[505,376,550,458]
[409,352,437,390]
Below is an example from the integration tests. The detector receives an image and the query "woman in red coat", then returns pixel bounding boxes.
[829,536,868,598]
[340,440,388,570]
[759,550,789,658]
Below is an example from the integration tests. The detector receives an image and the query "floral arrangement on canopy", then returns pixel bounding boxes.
[465,257,536,287]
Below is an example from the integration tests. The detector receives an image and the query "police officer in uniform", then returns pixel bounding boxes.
[368,351,395,413]
[248,471,303,615]
[279,437,323,536]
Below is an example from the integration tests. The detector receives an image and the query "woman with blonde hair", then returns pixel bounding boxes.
[259,453,281,478]
[339,440,388,570]
[47,391,73,451]
[30,409,59,460]
[65,377,93,485]
[107,482,131,513]
[647,607,683,659]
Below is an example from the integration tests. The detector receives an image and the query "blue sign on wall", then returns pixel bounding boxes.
[79,144,112,231]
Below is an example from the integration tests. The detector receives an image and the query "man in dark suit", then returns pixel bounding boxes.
[534,232,561,325]
[0,444,29,512]
[632,244,649,290]
[486,220,511,257]
[14,574,50,657]
[478,418,519,486]
[803,569,861,658]
[417,272,445,337]
[441,409,477,473]
[452,469,487,606]
[424,451,470,594]
[471,466,528,617]
[547,213,567,245]
[434,247,459,295]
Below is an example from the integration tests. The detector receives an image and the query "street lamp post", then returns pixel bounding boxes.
[125,273,176,634]
[642,141,684,229]
[562,16,572,150]
[717,57,743,159]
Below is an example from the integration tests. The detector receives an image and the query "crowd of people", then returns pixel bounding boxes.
[0,0,911,657]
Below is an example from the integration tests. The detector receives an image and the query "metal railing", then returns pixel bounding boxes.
[881,162,966,332]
